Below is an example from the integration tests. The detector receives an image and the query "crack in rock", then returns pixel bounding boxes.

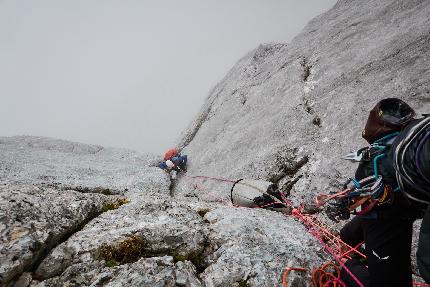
[30,196,129,281]
[0,185,128,286]
[300,57,312,83]
[268,155,309,185]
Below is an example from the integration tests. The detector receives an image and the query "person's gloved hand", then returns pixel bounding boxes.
[325,197,351,222]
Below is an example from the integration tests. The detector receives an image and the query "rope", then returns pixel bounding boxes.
[184,175,430,287]
[182,174,234,203]
[282,267,306,287]
[185,174,236,183]
[290,209,365,287]
[283,262,346,287]
[414,282,430,287]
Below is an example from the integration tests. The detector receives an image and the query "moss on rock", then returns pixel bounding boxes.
[98,235,148,264]
[101,198,129,213]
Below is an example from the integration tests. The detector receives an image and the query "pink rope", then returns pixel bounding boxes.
[185,174,236,183]
[291,209,365,287]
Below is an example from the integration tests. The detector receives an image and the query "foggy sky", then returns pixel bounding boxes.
[0,0,337,154]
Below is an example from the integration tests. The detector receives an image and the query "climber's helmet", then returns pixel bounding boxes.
[362,98,415,143]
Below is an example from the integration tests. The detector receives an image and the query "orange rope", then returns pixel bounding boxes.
[282,267,306,287]
[283,262,344,287]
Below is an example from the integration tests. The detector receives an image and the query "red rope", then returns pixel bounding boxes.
[290,209,365,287]
[282,267,306,287]
[414,283,430,287]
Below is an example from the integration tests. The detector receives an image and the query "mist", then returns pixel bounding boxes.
[0,0,337,154]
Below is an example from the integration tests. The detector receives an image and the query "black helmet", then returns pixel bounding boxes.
[378,98,416,125]
[362,98,415,143]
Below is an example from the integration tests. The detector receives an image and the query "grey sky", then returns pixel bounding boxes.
[0,0,336,154]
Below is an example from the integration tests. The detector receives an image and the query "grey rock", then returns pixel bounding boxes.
[200,207,325,287]
[104,257,202,287]
[176,0,430,206]
[3,0,430,286]
[0,185,117,286]
[0,136,170,286]
[0,135,166,196]
[13,272,32,287]
[35,199,208,280]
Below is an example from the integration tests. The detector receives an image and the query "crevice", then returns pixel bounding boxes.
[312,116,322,127]
[96,234,212,276]
[169,179,176,197]
[240,94,247,105]
[280,175,302,195]
[238,278,251,287]
[39,182,125,196]
[196,208,210,218]
[29,197,129,281]
[269,155,309,184]
[268,155,309,198]
[303,99,314,114]
[61,186,117,195]
[172,233,213,276]
[300,57,312,82]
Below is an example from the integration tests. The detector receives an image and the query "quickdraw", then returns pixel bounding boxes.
[315,175,394,216]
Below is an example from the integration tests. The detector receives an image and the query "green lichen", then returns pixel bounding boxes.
[170,250,187,262]
[238,280,250,287]
[101,198,129,213]
[98,235,148,264]
[170,250,206,273]
[104,260,117,268]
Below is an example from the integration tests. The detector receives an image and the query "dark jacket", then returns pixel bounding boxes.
[418,206,430,283]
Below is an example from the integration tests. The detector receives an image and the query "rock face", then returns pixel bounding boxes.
[177,0,430,205]
[0,186,116,285]
[0,137,323,287]
[1,0,430,286]
[0,136,171,286]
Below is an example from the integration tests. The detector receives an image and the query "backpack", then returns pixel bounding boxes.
[392,116,430,285]
[388,116,430,205]
[164,148,178,161]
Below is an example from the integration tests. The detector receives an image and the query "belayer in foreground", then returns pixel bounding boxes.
[325,98,430,286]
